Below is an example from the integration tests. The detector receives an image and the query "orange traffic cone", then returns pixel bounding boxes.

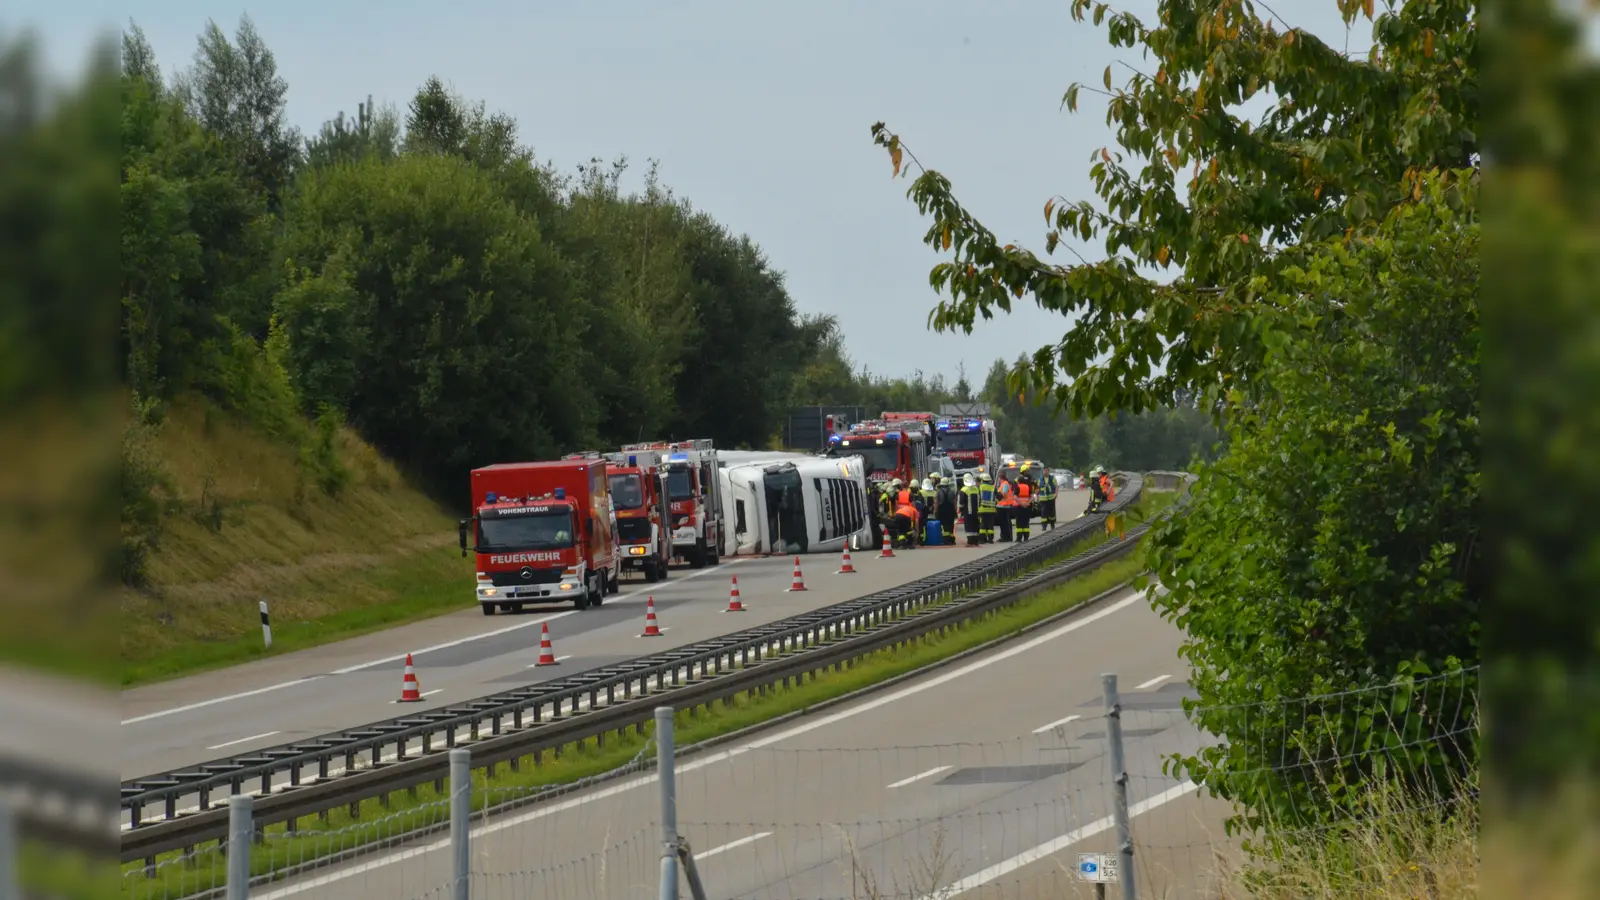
[398,653,423,702]
[726,575,745,612]
[535,621,559,666]
[641,596,663,636]
[837,545,857,574]
[879,532,896,558]
[786,556,808,592]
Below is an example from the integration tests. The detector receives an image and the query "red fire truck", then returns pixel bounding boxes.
[934,416,1001,479]
[459,459,622,615]
[599,449,673,582]
[837,418,932,487]
[619,439,724,568]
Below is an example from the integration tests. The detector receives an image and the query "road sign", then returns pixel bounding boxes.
[1077,852,1119,883]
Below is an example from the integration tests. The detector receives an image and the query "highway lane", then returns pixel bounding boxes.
[119,519,1051,781]
[248,575,1222,900]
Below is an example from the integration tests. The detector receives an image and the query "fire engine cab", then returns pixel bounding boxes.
[619,439,724,569]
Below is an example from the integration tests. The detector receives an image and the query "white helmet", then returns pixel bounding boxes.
[921,479,933,492]
[963,473,976,487]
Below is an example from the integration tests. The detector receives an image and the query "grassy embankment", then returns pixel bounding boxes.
[120,492,1173,897]
[120,394,469,687]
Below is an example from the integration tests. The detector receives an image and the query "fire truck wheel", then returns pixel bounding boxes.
[690,539,708,569]
[644,560,660,583]
[606,569,620,594]
[574,580,593,610]
[481,604,495,616]
[708,540,720,565]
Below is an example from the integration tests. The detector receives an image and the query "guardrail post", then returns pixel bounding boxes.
[656,706,680,900]
[0,792,17,900]
[226,793,253,900]
[1101,674,1136,900]
[450,748,471,900]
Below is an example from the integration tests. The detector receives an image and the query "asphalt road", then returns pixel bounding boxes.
[245,577,1232,900]
[119,519,1056,782]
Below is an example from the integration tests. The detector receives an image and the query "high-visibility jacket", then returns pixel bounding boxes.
[960,485,979,516]
[1017,482,1033,506]
[894,502,919,524]
[978,483,997,513]
[1099,475,1114,501]
[997,480,1015,507]
[897,489,914,507]
[1039,475,1056,502]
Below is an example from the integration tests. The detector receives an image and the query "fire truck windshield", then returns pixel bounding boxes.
[940,431,985,452]
[840,442,899,477]
[608,474,644,510]
[666,468,694,501]
[477,510,575,551]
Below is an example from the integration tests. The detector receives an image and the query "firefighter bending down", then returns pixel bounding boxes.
[959,473,981,546]
[892,493,921,549]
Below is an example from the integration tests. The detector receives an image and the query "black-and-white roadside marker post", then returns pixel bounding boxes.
[260,600,272,649]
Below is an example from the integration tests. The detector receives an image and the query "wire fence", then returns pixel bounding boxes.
[108,668,1479,900]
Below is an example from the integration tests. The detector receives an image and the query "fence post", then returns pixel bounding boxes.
[450,748,470,900]
[1101,673,1136,900]
[226,793,253,900]
[0,792,18,900]
[656,706,680,900]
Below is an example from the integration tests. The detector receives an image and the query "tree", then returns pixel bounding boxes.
[304,96,402,169]
[870,0,1476,417]
[1144,184,1479,833]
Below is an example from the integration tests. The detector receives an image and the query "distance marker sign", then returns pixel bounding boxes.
[1077,852,1119,883]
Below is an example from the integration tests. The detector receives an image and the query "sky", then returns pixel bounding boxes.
[13,0,1409,384]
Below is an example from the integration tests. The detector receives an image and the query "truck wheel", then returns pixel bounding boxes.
[645,560,660,583]
[590,575,605,607]
[607,569,620,594]
[690,539,707,569]
[708,539,720,566]
[574,578,593,610]
[481,603,496,616]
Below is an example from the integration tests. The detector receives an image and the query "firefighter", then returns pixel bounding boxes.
[996,472,1016,542]
[1038,468,1057,531]
[867,481,885,549]
[936,474,958,543]
[959,473,981,546]
[978,472,997,543]
[1086,465,1108,513]
[1099,468,1116,504]
[1014,468,1034,542]
[893,493,920,549]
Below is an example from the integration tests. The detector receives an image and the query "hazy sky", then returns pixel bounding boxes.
[24,1,1382,384]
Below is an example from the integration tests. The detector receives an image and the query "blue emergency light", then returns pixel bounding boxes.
[485,492,498,503]
[936,420,950,431]
[554,488,566,499]
[628,455,638,466]
[668,452,689,462]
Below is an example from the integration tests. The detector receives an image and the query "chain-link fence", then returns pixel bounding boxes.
[106,669,1478,899]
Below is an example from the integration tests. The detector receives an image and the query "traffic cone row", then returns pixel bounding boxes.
[641,596,663,636]
[786,556,808,592]
[535,621,559,666]
[398,653,423,702]
[727,575,745,611]
[836,545,856,574]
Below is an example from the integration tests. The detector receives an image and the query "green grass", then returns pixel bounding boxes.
[119,394,469,687]
[121,513,1159,898]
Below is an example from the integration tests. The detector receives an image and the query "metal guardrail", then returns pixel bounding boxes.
[121,473,1162,864]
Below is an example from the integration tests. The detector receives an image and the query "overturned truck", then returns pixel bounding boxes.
[716,451,875,557]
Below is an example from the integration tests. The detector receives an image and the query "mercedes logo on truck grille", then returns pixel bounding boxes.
[519,566,534,580]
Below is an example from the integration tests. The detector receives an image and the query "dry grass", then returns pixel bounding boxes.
[119,394,467,685]
[1212,774,1480,900]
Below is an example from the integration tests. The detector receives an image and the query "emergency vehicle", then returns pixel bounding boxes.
[619,439,724,568]
[835,418,931,487]
[934,416,1001,479]
[460,459,621,615]
[593,450,673,583]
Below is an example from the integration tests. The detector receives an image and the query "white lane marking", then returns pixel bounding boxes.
[945,781,1200,894]
[886,766,952,789]
[1031,714,1081,735]
[205,731,281,751]
[388,689,443,704]
[122,679,323,726]
[331,612,578,674]
[1136,674,1171,690]
[122,560,755,725]
[253,588,1152,898]
[692,832,772,861]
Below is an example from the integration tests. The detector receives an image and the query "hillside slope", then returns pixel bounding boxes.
[120,394,469,686]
